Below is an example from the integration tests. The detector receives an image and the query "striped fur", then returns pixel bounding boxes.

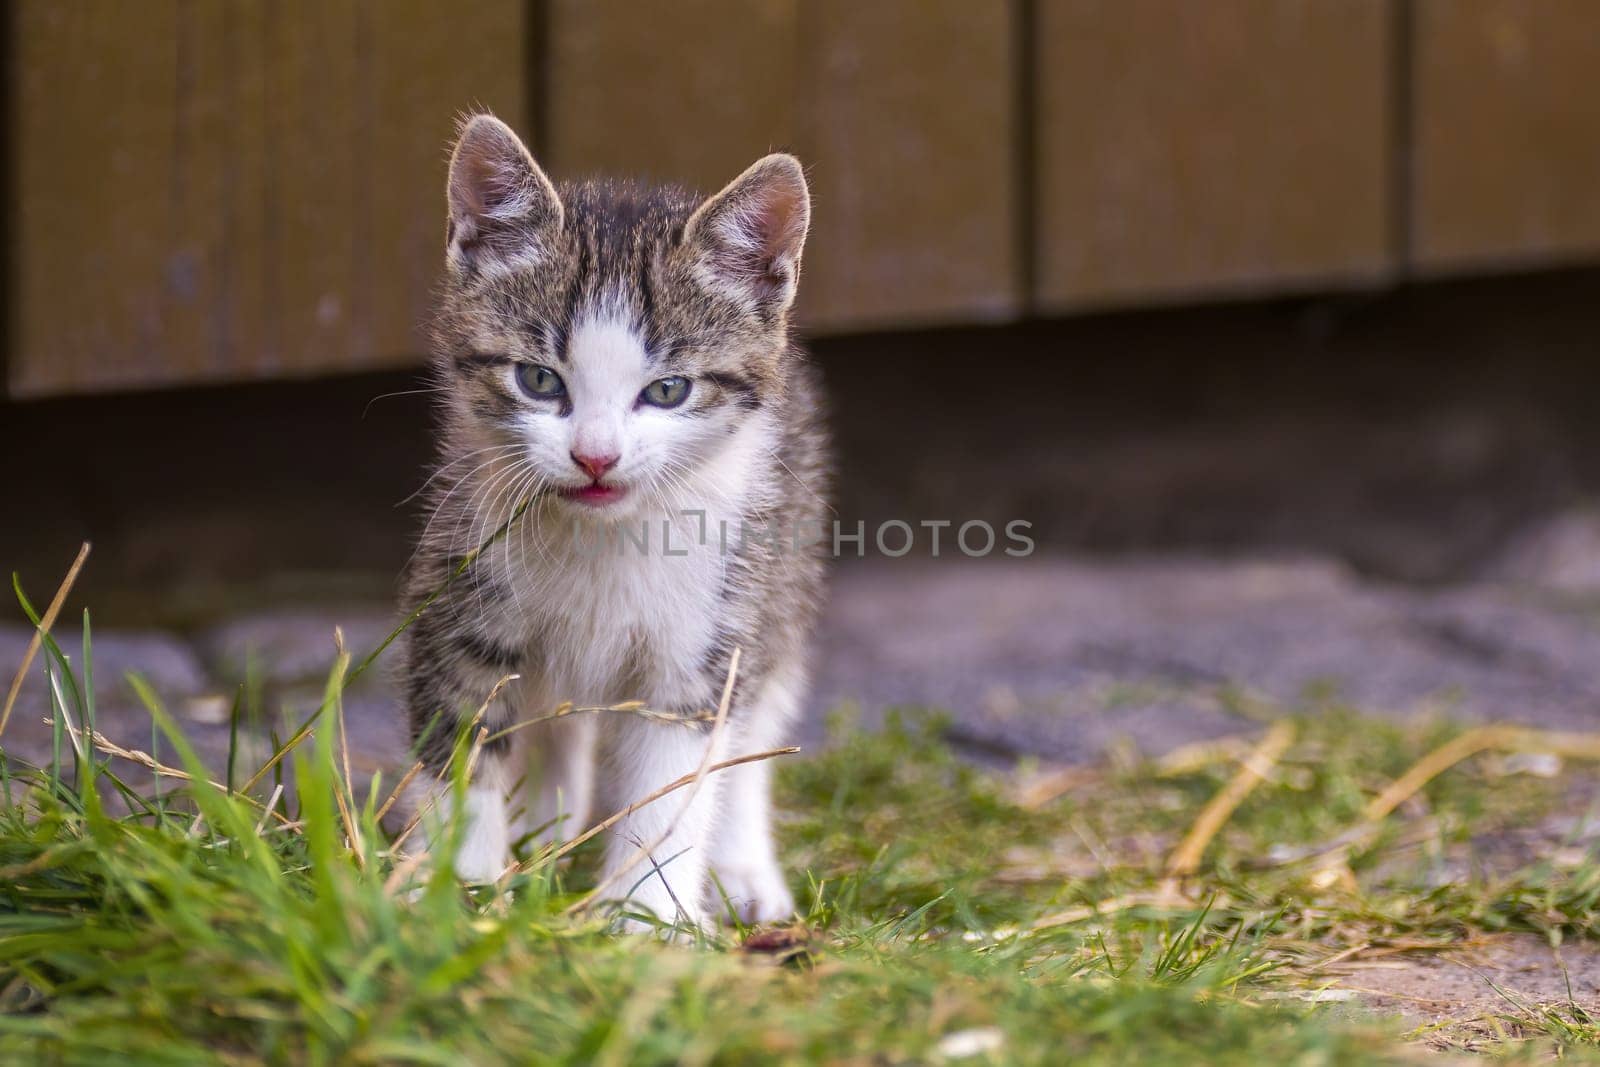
[398,115,830,927]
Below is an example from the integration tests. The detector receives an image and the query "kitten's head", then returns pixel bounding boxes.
[431,113,809,519]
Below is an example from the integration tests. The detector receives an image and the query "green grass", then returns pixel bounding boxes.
[4,599,1600,1063]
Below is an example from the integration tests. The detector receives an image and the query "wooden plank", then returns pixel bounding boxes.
[1035,0,1392,311]
[799,0,1021,331]
[1412,0,1600,273]
[8,1,525,397]
[544,0,796,194]
[544,0,1020,332]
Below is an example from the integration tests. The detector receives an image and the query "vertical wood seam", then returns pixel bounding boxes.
[526,0,551,162]
[1388,0,1415,280]
[1013,0,1037,318]
[0,2,14,395]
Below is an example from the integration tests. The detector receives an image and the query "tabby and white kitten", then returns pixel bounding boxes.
[399,115,829,928]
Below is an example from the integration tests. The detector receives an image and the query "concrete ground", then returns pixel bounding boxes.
[6,508,1600,781]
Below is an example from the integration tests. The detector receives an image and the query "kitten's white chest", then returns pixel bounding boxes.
[486,413,774,714]
[507,511,732,708]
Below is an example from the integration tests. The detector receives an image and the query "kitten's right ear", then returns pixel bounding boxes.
[682,153,810,313]
[445,114,562,274]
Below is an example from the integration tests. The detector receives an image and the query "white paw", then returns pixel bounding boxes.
[602,865,709,934]
[608,890,707,941]
[710,861,797,924]
[452,834,509,884]
[612,911,705,942]
[444,784,510,884]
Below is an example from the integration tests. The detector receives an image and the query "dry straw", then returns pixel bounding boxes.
[1,541,91,740]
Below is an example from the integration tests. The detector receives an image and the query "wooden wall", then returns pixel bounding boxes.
[9,0,525,396]
[1410,0,1600,272]
[1035,0,1393,309]
[546,0,1020,333]
[7,1,1600,397]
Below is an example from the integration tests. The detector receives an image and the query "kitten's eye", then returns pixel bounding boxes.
[516,363,566,399]
[640,376,691,409]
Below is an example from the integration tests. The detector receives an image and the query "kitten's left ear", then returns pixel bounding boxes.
[446,114,563,275]
[683,154,810,313]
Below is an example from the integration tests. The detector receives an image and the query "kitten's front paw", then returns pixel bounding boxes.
[600,873,710,939]
[611,911,704,943]
[710,861,797,925]
[608,896,707,941]
[452,838,510,885]
[422,782,511,885]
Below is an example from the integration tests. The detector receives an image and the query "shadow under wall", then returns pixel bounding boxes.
[827,267,1600,584]
[4,266,1600,623]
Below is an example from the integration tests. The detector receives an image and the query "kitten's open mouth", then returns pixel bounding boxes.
[558,482,628,507]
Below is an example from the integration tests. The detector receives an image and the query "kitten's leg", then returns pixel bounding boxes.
[707,668,803,923]
[402,592,527,885]
[597,719,727,931]
[707,758,795,923]
[509,712,598,853]
[423,757,512,884]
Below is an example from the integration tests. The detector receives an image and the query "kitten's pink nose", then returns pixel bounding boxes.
[570,450,620,481]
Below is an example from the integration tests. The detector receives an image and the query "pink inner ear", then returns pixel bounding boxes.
[455,152,501,217]
[752,182,807,258]
[734,178,807,268]
[452,142,525,222]
[705,172,807,295]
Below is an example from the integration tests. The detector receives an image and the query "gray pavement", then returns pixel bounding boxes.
[7,533,1600,785]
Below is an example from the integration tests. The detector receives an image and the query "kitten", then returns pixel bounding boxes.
[399,114,829,928]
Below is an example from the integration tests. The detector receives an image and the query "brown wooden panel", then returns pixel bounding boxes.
[545,0,796,194]
[1412,0,1600,273]
[545,0,1020,332]
[800,0,1020,331]
[1035,0,1392,311]
[9,1,524,397]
